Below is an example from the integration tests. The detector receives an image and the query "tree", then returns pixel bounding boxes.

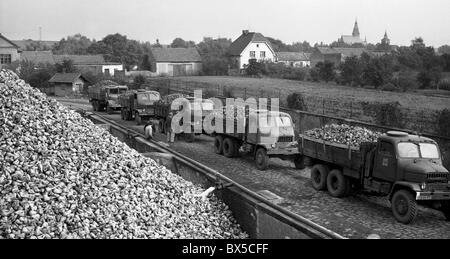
[245,59,265,76]
[316,62,335,83]
[55,59,78,73]
[170,38,195,48]
[340,56,363,86]
[417,68,442,89]
[441,54,450,72]
[438,45,450,55]
[53,34,93,55]
[141,54,152,71]
[197,37,232,75]
[411,37,426,50]
[362,56,394,88]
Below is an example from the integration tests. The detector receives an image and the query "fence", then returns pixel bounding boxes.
[143,77,450,169]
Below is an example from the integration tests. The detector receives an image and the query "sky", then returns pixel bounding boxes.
[1,0,449,47]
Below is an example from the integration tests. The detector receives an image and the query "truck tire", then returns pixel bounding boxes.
[106,105,113,114]
[310,164,329,191]
[223,138,235,158]
[135,112,142,125]
[391,189,418,224]
[214,135,224,154]
[294,155,306,170]
[255,148,269,170]
[92,101,97,111]
[120,109,125,120]
[232,139,240,157]
[326,169,349,198]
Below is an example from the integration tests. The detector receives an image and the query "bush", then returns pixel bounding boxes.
[309,67,320,82]
[132,75,146,89]
[245,59,265,76]
[438,80,450,91]
[223,86,234,98]
[204,88,217,98]
[362,101,404,128]
[286,93,307,111]
[396,76,419,91]
[380,82,401,92]
[439,109,450,137]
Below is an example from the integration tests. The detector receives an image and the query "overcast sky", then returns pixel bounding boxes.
[1,0,449,47]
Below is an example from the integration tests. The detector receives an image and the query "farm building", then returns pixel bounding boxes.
[228,30,275,69]
[148,48,202,76]
[276,52,311,67]
[54,55,123,76]
[0,33,21,68]
[310,47,367,67]
[48,73,90,96]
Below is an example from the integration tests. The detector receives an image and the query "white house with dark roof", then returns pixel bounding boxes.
[276,52,311,68]
[148,48,202,76]
[228,30,276,69]
[0,33,21,67]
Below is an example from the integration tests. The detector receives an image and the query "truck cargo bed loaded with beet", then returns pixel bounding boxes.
[298,124,450,224]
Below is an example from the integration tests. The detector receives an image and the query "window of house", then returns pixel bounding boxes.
[256,44,259,48]
[0,54,12,64]
[104,68,110,76]
[250,51,256,58]
[260,51,266,58]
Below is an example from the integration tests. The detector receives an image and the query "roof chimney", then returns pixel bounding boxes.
[242,30,249,35]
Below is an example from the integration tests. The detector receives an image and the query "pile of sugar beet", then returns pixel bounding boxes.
[0,69,247,239]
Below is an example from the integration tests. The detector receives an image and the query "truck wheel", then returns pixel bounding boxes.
[232,139,240,157]
[310,164,329,191]
[223,138,235,158]
[214,135,224,154]
[135,113,142,125]
[326,169,349,198]
[294,155,306,170]
[106,105,113,114]
[120,109,125,120]
[127,111,133,121]
[391,189,418,224]
[255,148,269,170]
[92,101,97,111]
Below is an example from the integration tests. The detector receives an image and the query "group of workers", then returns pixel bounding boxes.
[143,112,175,144]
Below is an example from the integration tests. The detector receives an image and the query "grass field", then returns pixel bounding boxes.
[174,76,450,111]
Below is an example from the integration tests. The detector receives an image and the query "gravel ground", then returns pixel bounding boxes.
[56,98,450,239]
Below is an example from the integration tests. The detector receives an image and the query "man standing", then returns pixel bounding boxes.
[166,112,175,143]
[144,121,153,140]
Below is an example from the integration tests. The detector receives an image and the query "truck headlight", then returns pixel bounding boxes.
[271,144,277,148]
[420,182,427,190]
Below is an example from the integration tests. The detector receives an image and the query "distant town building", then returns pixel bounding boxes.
[228,30,276,69]
[48,73,90,96]
[381,30,390,46]
[148,48,202,76]
[338,20,367,46]
[19,51,123,75]
[276,52,311,67]
[0,33,21,67]
[310,47,367,67]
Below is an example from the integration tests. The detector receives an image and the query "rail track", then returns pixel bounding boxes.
[84,110,345,239]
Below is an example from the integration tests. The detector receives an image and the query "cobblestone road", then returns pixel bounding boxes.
[57,98,450,239]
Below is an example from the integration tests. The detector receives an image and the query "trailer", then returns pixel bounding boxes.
[88,84,128,113]
[118,90,161,125]
[212,107,301,171]
[298,130,450,224]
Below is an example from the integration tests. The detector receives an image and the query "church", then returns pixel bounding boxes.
[338,20,367,46]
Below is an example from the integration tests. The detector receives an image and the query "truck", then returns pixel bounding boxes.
[153,93,215,142]
[118,90,161,125]
[298,130,450,224]
[211,107,302,171]
[88,84,128,113]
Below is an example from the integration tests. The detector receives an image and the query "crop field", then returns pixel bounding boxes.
[173,76,450,111]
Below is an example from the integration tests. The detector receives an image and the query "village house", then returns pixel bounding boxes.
[228,30,276,69]
[310,47,367,67]
[0,33,21,68]
[148,48,202,76]
[48,73,90,96]
[276,52,311,67]
[19,51,123,75]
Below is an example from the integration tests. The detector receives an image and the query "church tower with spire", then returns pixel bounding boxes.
[352,19,360,37]
[381,30,390,45]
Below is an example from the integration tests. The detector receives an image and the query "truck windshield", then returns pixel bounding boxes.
[137,93,160,105]
[109,88,119,94]
[397,142,439,159]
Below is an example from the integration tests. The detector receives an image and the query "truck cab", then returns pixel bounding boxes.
[104,85,128,113]
[366,131,450,223]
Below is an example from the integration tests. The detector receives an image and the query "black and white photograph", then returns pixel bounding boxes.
[1,0,450,246]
